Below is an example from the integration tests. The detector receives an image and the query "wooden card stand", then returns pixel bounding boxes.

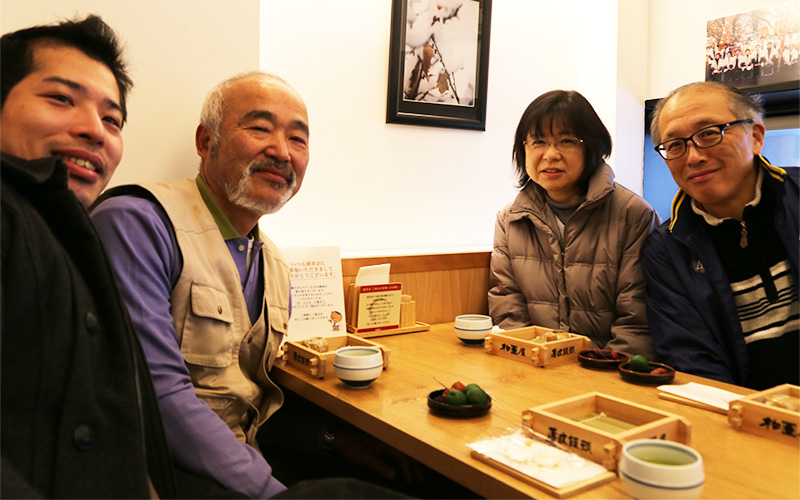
[346,284,430,338]
[281,334,390,379]
[485,326,590,367]
[522,392,691,471]
[728,383,800,445]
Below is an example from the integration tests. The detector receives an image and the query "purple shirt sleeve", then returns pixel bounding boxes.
[91,195,286,499]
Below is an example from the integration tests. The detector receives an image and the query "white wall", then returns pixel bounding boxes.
[0,0,261,188]
[5,0,787,257]
[1,0,641,257]
[259,0,643,256]
[615,0,650,191]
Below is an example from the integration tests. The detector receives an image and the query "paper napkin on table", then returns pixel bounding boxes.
[658,382,745,411]
[467,430,609,489]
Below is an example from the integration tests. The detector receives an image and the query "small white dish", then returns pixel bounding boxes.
[619,439,704,500]
[333,346,383,388]
[454,314,493,345]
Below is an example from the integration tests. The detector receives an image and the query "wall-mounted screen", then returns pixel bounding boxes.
[643,91,799,221]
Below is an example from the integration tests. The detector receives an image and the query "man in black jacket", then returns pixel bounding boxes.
[0,15,180,499]
[644,81,798,390]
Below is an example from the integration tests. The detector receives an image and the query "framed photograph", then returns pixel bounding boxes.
[705,1,800,94]
[386,0,492,130]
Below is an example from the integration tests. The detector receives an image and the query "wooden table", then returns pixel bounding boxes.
[272,323,800,499]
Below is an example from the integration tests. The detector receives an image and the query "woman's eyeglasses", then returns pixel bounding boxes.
[524,137,584,153]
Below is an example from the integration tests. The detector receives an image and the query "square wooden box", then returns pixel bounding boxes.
[522,392,692,471]
[485,326,590,367]
[281,334,390,379]
[728,384,800,445]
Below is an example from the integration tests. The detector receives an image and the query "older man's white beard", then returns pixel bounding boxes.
[226,160,295,215]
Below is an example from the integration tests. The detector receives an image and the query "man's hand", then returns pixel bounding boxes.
[322,425,424,482]
[148,476,160,499]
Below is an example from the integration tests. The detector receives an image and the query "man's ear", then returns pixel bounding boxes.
[750,121,766,156]
[196,124,212,159]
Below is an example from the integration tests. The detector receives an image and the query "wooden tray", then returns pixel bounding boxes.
[485,326,590,367]
[728,383,799,445]
[281,334,390,379]
[522,392,691,471]
[346,321,430,338]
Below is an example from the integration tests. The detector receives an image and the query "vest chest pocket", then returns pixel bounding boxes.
[263,304,289,369]
[181,282,236,367]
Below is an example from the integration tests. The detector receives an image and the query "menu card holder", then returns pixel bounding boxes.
[346,283,429,338]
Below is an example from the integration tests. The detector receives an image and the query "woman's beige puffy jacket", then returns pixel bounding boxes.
[488,164,659,357]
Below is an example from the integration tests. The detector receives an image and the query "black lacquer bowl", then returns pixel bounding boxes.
[427,389,492,418]
[578,349,630,370]
[618,361,676,385]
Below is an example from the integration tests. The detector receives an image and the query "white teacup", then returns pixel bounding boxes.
[619,439,704,500]
[454,314,493,345]
[333,346,383,388]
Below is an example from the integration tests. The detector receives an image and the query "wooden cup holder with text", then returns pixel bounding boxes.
[522,392,691,471]
[281,334,390,379]
[728,383,800,445]
[485,326,590,367]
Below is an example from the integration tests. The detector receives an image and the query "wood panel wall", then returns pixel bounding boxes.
[341,252,491,325]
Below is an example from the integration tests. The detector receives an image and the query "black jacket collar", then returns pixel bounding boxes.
[1,153,69,191]
[668,155,787,238]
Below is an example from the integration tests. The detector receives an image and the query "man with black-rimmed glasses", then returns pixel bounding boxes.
[642,81,798,390]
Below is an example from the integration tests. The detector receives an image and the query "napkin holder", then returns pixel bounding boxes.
[345,283,429,338]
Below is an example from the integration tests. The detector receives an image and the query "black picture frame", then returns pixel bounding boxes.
[386,0,492,131]
[704,4,800,94]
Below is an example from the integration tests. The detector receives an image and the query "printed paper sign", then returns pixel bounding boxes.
[355,283,402,333]
[282,246,346,343]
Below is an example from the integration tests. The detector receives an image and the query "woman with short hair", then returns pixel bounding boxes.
[488,90,659,357]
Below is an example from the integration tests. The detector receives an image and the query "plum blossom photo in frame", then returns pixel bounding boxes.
[386,0,492,130]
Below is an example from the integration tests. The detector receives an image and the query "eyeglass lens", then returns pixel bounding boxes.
[656,119,751,160]
[526,138,582,152]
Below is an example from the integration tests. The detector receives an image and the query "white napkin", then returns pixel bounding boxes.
[355,264,390,286]
[658,382,745,411]
[467,430,609,489]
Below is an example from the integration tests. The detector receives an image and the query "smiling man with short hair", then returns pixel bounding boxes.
[0,15,176,499]
[643,81,799,390]
[0,23,128,207]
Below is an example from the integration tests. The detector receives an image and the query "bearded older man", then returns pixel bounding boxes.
[93,71,418,500]
[92,72,308,498]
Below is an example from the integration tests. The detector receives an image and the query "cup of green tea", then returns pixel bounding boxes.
[619,439,704,499]
[333,346,384,388]
[454,314,493,345]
